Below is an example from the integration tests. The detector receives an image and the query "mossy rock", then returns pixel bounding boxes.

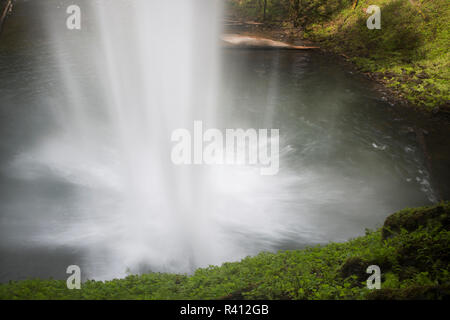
[339,257,368,282]
[367,284,450,300]
[381,203,450,240]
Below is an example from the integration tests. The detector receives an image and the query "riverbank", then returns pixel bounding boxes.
[1,203,448,300]
[226,0,449,113]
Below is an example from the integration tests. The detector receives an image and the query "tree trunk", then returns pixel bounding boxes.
[293,0,300,27]
[263,0,267,22]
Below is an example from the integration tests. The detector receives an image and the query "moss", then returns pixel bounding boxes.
[382,203,450,239]
[367,284,450,300]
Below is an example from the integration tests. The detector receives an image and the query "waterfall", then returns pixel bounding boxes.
[39,0,228,279]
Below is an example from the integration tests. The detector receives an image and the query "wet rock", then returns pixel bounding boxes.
[400,126,415,135]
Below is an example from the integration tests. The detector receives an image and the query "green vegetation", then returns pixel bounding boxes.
[1,203,449,300]
[227,0,449,110]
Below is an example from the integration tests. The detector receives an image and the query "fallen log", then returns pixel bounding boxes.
[224,19,263,26]
[221,34,319,50]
